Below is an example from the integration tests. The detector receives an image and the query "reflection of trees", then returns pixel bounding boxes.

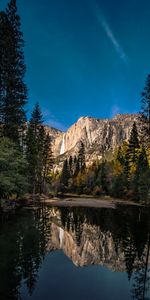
[60,207,84,247]
[0,206,50,300]
[131,234,150,300]
[123,235,137,280]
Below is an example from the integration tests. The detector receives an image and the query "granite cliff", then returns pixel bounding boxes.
[47,114,139,164]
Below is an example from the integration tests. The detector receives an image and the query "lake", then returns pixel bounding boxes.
[0,204,150,300]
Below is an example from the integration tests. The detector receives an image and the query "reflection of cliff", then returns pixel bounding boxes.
[47,206,150,279]
[47,222,125,270]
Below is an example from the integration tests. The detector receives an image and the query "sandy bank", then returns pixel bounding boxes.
[41,197,142,209]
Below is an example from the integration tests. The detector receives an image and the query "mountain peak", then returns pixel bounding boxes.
[77,116,91,122]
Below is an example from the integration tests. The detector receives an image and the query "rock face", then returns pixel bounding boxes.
[47,114,139,163]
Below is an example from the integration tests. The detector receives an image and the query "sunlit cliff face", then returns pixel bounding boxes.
[47,114,139,164]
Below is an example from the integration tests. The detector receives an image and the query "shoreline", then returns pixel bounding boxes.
[40,196,143,209]
[0,195,144,213]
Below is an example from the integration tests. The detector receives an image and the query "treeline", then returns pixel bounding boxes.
[0,1,53,199]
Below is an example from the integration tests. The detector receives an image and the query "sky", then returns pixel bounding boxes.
[1,0,150,131]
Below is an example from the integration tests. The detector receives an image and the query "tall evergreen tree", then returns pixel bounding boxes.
[74,158,80,177]
[96,161,108,194]
[78,141,86,172]
[30,102,43,134]
[26,103,53,194]
[128,122,140,166]
[112,142,130,197]
[68,156,73,175]
[60,159,70,187]
[137,148,149,174]
[0,12,8,135]
[26,103,43,193]
[26,126,38,193]
[0,137,28,198]
[0,0,27,143]
[42,133,54,192]
[36,125,45,193]
[116,146,124,165]
[132,147,150,201]
[139,74,150,147]
[27,102,44,192]
[129,122,140,151]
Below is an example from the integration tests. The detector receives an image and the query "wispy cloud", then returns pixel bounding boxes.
[94,4,128,64]
[111,105,120,117]
[46,119,67,132]
[42,109,67,132]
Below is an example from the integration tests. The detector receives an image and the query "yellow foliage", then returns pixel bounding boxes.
[76,171,87,186]
[121,141,129,155]
[146,147,150,167]
[113,160,123,176]
[129,163,137,174]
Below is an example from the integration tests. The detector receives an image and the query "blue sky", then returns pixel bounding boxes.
[1,0,150,131]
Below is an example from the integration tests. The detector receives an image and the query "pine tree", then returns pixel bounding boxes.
[137,147,149,174]
[127,122,140,168]
[133,148,150,201]
[26,126,38,193]
[68,156,73,175]
[128,122,139,154]
[112,142,130,197]
[139,74,150,147]
[30,102,43,135]
[96,161,108,194]
[74,156,80,177]
[78,141,86,172]
[0,0,27,143]
[37,125,45,193]
[42,133,54,192]
[116,146,124,165]
[26,103,54,194]
[0,137,28,198]
[0,12,8,135]
[60,159,70,186]
[123,145,131,186]
[26,103,44,193]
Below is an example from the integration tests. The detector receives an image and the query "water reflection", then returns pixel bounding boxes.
[57,206,150,300]
[0,205,150,300]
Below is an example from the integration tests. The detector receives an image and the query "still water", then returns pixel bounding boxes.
[0,204,150,300]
